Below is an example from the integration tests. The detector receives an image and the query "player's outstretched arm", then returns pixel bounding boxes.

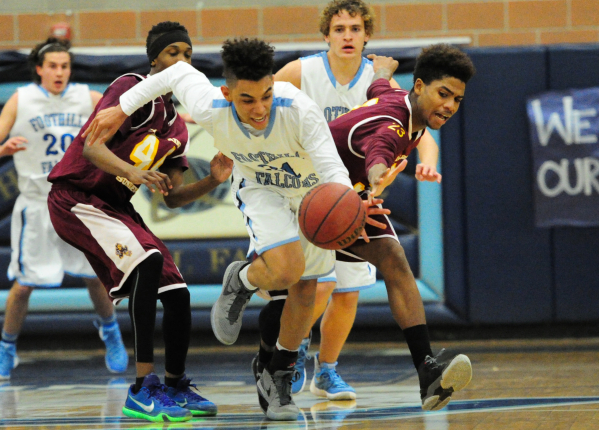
[369,159,408,198]
[415,132,442,183]
[82,134,172,195]
[161,152,233,208]
[0,93,27,158]
[368,54,398,83]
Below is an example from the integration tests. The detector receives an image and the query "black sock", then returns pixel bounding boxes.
[403,324,433,370]
[134,377,145,393]
[259,344,274,365]
[164,375,183,388]
[268,347,298,373]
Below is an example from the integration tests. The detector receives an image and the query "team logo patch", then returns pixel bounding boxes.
[115,244,132,259]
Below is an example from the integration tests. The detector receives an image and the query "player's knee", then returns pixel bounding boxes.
[268,265,303,289]
[10,282,33,302]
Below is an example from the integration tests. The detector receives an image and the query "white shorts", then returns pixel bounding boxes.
[318,260,377,293]
[8,194,95,287]
[233,174,334,280]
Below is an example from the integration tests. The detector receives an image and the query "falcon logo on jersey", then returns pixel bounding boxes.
[230,150,301,165]
[115,244,132,259]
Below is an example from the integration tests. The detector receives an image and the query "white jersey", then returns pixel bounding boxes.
[119,61,352,198]
[300,52,374,122]
[10,83,93,198]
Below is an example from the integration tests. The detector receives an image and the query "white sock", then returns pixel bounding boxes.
[239,265,258,291]
[276,340,299,353]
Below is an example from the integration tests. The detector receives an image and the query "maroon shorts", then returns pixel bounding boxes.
[48,184,186,301]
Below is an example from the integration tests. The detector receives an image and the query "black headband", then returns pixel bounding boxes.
[147,30,192,64]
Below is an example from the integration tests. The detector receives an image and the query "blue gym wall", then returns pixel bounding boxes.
[441,44,599,324]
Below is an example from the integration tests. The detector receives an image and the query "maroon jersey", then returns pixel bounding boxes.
[49,73,189,206]
[329,78,424,191]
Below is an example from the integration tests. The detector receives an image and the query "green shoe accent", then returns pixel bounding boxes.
[122,406,192,422]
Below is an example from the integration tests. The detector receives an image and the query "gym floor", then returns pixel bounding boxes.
[1,328,599,429]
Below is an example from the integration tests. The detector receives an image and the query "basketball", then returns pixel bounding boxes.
[298,183,366,250]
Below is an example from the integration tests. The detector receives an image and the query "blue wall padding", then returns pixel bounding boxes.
[381,172,418,228]
[0,214,10,244]
[547,45,599,321]
[441,107,468,317]
[446,47,554,323]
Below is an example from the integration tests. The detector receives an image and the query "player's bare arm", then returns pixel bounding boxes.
[82,104,129,146]
[82,134,172,195]
[368,54,399,83]
[90,90,103,109]
[273,59,302,89]
[368,158,409,199]
[415,133,442,183]
[161,152,233,208]
[0,93,27,157]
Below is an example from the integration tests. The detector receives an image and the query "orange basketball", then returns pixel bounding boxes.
[298,183,366,250]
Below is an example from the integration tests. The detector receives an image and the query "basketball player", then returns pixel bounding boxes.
[326,44,476,411]
[0,38,128,380]
[47,22,223,422]
[81,38,388,421]
[259,0,442,400]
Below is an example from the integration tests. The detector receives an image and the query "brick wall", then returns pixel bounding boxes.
[1,0,599,50]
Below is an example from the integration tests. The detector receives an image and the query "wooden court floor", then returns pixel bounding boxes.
[1,337,599,429]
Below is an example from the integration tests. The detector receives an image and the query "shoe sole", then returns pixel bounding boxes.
[422,354,472,411]
[310,378,357,400]
[210,262,245,346]
[189,408,218,417]
[122,406,192,422]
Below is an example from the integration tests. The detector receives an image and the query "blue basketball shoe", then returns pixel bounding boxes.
[310,353,356,400]
[0,342,18,381]
[95,320,128,373]
[166,375,218,416]
[122,374,192,422]
[292,333,312,394]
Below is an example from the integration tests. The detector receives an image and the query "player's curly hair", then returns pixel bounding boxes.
[413,44,476,85]
[28,37,72,84]
[146,21,189,52]
[319,0,375,37]
[221,38,275,85]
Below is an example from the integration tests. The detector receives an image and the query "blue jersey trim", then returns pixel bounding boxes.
[231,104,251,138]
[320,52,337,88]
[18,208,26,276]
[317,276,337,283]
[212,99,231,108]
[16,280,62,288]
[301,265,335,281]
[256,237,300,255]
[333,282,377,293]
[264,97,294,139]
[348,57,371,90]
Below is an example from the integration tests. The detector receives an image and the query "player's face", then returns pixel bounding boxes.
[325,10,370,58]
[221,76,274,130]
[36,52,71,96]
[152,42,192,74]
[413,76,465,130]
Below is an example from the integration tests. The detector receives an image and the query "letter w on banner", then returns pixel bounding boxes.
[527,88,599,227]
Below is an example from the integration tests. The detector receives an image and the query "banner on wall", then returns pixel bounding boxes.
[527,87,599,227]
[129,106,249,239]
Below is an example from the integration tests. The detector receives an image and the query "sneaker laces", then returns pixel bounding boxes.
[320,368,351,390]
[147,384,179,407]
[274,371,294,406]
[177,377,209,402]
[226,288,254,323]
[296,343,311,369]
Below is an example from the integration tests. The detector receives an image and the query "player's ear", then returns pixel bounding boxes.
[413,78,424,96]
[221,85,232,102]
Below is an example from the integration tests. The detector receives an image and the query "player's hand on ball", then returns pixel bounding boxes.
[82,104,128,146]
[415,163,442,183]
[370,159,408,197]
[360,197,391,242]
